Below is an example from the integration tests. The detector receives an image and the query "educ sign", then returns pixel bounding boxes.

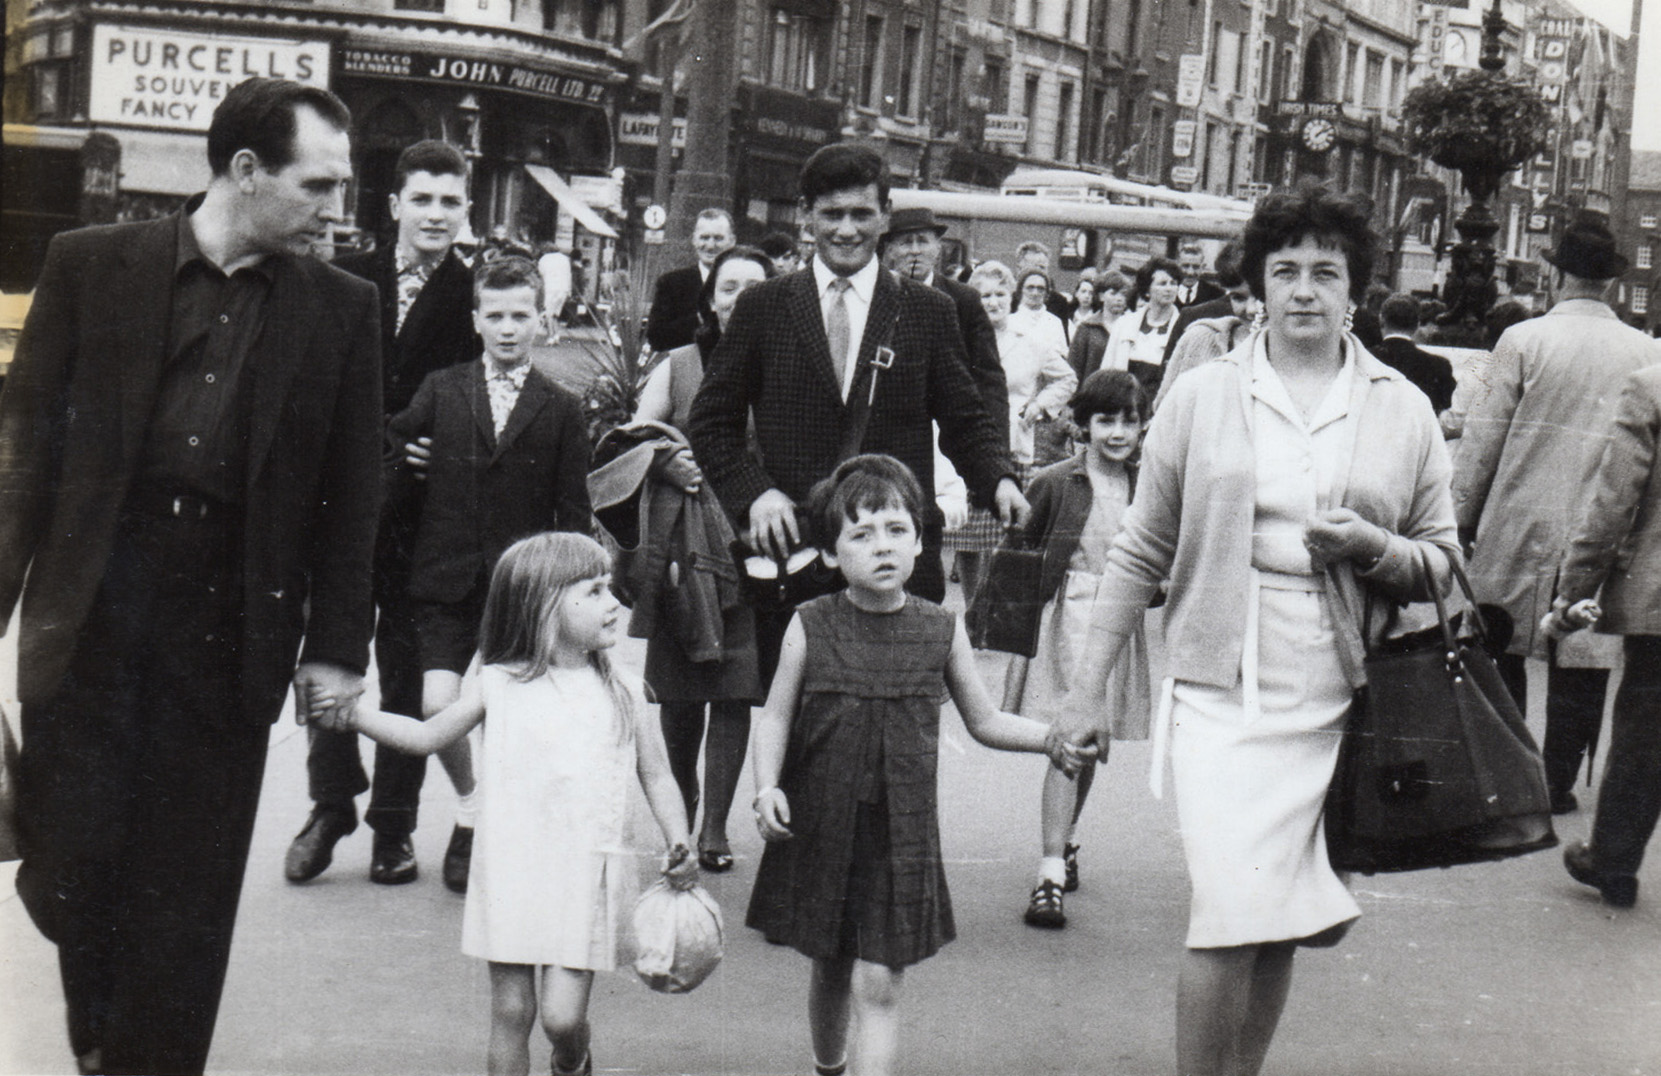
[91,25,330,131]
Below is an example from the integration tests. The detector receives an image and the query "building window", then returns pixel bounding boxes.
[944,47,968,131]
[1638,245,1654,270]
[1208,21,1223,86]
[1259,40,1274,103]
[1363,52,1384,108]
[1057,81,1075,161]
[1345,42,1361,104]
[1389,58,1404,110]
[1148,104,1166,177]
[1126,0,1142,56]
[1087,86,1108,160]
[861,16,883,109]
[1281,44,1297,100]
[767,9,826,93]
[1027,0,1041,31]
[1024,72,1042,155]
[898,24,922,117]
[1064,0,1078,36]
[398,0,445,11]
[1642,213,1658,229]
[1633,285,1649,315]
[985,57,1008,114]
[1201,120,1217,187]
[34,65,61,119]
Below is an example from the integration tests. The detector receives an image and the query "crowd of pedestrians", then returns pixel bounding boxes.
[2,75,1658,1076]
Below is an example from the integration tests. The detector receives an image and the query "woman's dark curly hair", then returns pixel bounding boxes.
[692,244,775,354]
[1240,182,1379,304]
[1134,257,1183,303]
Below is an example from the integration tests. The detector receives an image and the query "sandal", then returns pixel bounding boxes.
[698,846,734,872]
[1063,843,1080,893]
[1024,879,1066,928]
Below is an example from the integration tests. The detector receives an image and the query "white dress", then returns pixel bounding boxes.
[462,663,641,969]
[1167,345,1362,949]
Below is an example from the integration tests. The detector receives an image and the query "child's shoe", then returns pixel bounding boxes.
[1063,843,1080,892]
[551,1050,591,1076]
[1024,879,1066,928]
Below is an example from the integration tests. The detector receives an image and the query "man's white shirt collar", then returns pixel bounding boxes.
[813,254,880,303]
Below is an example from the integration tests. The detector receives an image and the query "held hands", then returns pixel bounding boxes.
[661,843,699,890]
[293,662,364,729]
[1043,718,1100,778]
[1541,597,1601,639]
[747,489,800,561]
[753,787,792,842]
[1303,508,1387,570]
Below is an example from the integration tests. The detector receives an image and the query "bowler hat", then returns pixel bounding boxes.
[1542,212,1628,280]
[883,206,949,239]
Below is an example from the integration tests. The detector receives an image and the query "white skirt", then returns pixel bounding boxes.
[1169,577,1360,948]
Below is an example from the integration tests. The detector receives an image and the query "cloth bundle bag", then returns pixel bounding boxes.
[1324,548,1557,874]
[632,877,724,994]
[965,544,1047,657]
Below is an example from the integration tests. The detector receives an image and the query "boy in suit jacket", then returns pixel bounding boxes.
[389,257,592,728]
[287,139,482,890]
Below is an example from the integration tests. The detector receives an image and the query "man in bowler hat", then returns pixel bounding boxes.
[1454,211,1661,816]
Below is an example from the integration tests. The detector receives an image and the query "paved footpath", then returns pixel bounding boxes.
[4,590,1659,1076]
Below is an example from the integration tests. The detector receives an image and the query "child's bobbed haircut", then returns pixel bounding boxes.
[478,531,635,732]
[1070,368,1148,430]
[805,454,925,549]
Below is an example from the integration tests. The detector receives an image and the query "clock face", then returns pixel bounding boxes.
[1302,117,1337,152]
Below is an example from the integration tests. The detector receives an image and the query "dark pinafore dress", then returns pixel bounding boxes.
[745,592,957,968]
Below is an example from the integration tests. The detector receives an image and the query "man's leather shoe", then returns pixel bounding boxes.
[443,825,474,894]
[370,833,419,885]
[1563,840,1638,908]
[1551,790,1579,815]
[284,805,357,883]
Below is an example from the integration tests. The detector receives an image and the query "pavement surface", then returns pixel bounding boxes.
[2,358,1658,1074]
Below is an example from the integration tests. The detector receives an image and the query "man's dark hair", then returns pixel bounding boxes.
[1213,240,1246,289]
[1240,181,1379,304]
[473,255,543,309]
[758,232,797,260]
[806,454,924,549]
[1485,299,1533,348]
[207,77,351,177]
[799,143,889,209]
[1070,369,1148,429]
[394,139,468,190]
[1379,293,1420,333]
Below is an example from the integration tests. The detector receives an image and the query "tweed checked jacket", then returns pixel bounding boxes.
[688,266,1013,531]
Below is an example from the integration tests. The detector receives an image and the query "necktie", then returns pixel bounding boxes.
[825,277,851,393]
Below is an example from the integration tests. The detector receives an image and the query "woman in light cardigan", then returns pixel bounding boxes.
[1053,184,1459,1076]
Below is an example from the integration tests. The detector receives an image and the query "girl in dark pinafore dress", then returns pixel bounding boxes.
[747,455,1091,1076]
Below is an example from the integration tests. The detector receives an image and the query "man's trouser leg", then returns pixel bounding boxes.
[1590,636,1661,877]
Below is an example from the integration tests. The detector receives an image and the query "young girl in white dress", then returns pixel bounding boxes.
[318,532,697,1076]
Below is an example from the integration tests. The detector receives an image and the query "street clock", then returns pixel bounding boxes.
[1301,116,1337,153]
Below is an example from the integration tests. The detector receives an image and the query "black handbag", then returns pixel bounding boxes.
[965,544,1047,657]
[1324,547,1557,874]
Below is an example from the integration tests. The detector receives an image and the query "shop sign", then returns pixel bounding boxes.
[90,24,329,131]
[983,113,1028,145]
[619,113,686,148]
[1171,120,1196,159]
[337,47,609,108]
[744,87,839,149]
[1176,54,1205,108]
[1528,212,1551,233]
[1170,165,1199,186]
[1571,138,1594,160]
[1274,100,1340,117]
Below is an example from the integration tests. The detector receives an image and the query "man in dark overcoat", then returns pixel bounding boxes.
[0,78,382,1075]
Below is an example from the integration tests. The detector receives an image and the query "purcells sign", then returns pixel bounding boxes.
[90,25,331,131]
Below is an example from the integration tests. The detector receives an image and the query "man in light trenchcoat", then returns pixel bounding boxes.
[1453,211,1661,814]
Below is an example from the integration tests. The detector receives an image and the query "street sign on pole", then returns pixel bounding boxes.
[1172,120,1197,159]
[1177,54,1205,108]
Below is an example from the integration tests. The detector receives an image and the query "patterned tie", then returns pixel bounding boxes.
[825,277,851,393]
[486,366,520,437]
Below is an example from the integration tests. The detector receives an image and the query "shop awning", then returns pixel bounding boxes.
[117,129,211,195]
[524,164,619,239]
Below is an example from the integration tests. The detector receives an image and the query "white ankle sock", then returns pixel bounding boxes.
[1038,856,1067,887]
[454,790,478,828]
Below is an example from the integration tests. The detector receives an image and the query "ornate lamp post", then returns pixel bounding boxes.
[1402,0,1550,340]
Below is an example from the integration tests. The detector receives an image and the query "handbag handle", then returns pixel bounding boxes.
[1360,543,1488,660]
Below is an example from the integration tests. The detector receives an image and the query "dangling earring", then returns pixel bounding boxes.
[1343,305,1355,334]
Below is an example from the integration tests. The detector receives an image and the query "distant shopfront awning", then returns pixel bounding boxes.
[117,129,211,195]
[524,164,619,239]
